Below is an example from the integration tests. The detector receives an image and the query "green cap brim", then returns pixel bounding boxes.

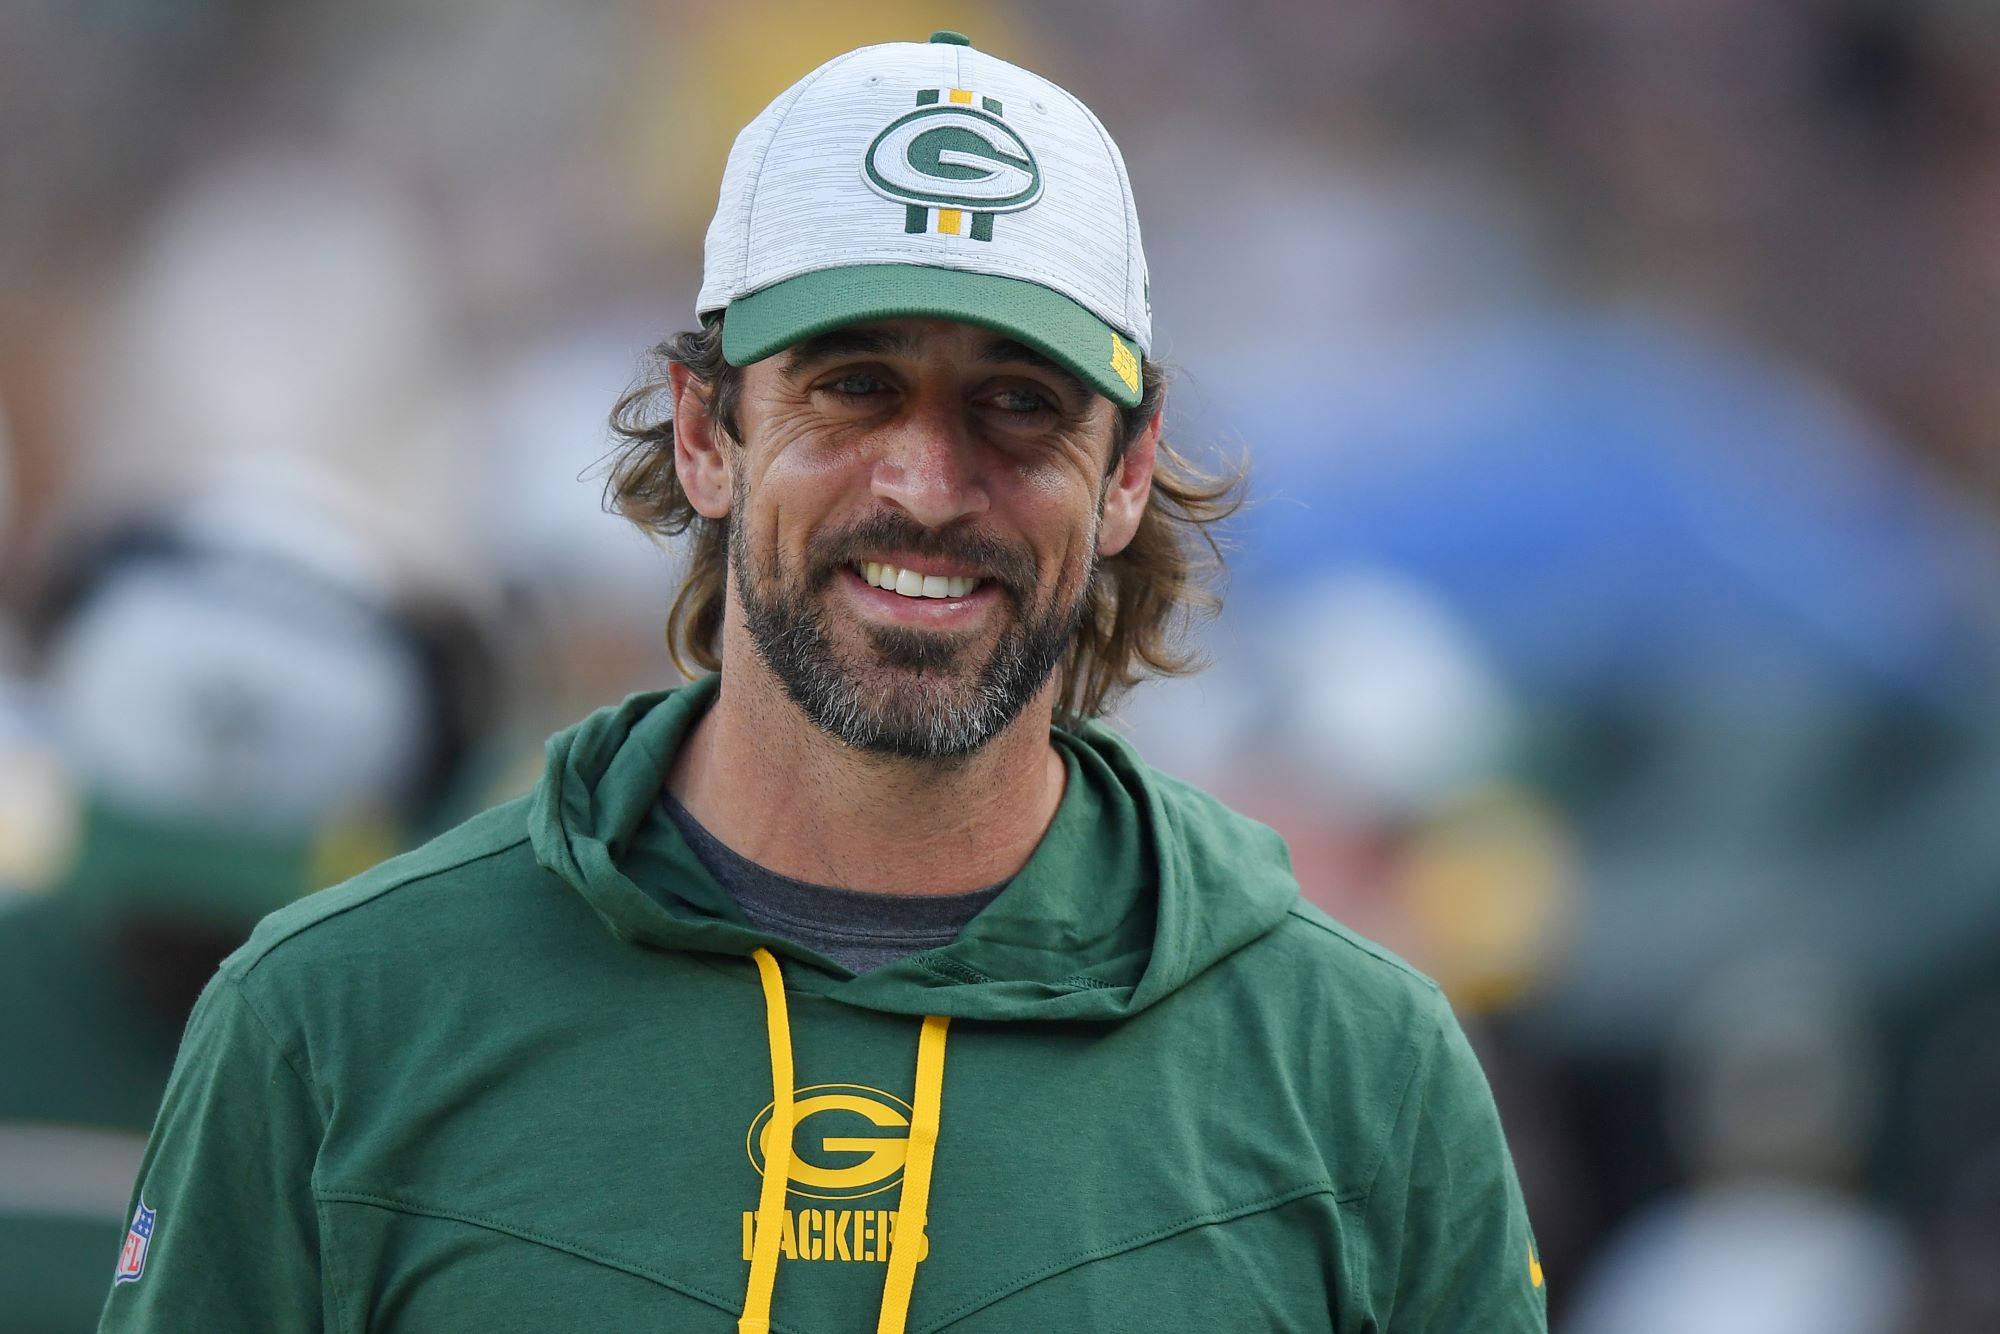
[720,265,1144,409]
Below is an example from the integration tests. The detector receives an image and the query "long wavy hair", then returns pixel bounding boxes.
[605,319,1245,720]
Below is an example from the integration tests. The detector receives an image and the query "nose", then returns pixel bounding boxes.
[868,393,991,530]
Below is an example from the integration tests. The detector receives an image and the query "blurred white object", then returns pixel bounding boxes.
[1565,952,1915,1334]
[1560,1180,1915,1334]
[1273,569,1515,816]
[45,565,427,834]
[0,705,74,900]
[1125,568,1515,813]
[38,466,472,836]
[474,328,674,603]
[80,153,456,520]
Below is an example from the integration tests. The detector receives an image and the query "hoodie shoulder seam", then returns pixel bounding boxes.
[1276,909,1452,1204]
[1281,905,1442,992]
[225,829,532,980]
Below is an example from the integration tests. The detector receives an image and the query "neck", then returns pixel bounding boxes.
[667,635,1067,897]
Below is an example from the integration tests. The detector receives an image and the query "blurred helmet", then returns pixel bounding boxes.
[26,467,503,928]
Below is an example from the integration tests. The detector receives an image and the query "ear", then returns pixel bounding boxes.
[670,361,734,520]
[1097,406,1159,558]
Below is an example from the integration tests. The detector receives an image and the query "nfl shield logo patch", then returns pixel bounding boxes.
[114,1200,155,1284]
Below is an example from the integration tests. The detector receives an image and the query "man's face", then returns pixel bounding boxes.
[720,318,1129,759]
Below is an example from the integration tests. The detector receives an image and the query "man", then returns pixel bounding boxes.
[102,34,1546,1332]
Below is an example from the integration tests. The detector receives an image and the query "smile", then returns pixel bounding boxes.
[855,562,982,600]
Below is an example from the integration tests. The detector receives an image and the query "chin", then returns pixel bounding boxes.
[738,559,1067,761]
[788,641,1032,760]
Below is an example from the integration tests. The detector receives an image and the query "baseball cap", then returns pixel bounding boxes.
[697,31,1152,408]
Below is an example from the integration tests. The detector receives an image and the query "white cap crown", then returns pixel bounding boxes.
[698,35,1152,379]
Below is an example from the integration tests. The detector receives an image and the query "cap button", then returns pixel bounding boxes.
[929,30,972,46]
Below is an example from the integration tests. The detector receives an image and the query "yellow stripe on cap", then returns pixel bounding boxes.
[936,209,963,236]
[1109,332,1140,393]
[948,88,973,104]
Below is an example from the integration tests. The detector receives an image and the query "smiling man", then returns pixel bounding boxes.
[712,319,1127,765]
[101,33,1547,1334]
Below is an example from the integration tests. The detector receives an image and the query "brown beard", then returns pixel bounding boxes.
[730,501,1092,760]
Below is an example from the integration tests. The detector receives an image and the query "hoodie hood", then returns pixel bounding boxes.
[530,677,1300,1022]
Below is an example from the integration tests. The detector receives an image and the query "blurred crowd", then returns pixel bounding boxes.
[2,1,1997,1330]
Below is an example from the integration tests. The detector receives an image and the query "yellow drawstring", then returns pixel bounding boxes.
[740,949,796,1334]
[738,948,952,1334]
[876,1013,950,1334]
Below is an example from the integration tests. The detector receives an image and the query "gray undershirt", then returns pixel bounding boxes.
[662,795,1006,973]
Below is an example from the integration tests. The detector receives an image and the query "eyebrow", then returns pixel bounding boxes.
[780,327,917,376]
[980,338,1091,403]
[780,326,1093,404]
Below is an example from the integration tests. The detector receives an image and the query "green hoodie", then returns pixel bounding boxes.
[100,679,1547,1332]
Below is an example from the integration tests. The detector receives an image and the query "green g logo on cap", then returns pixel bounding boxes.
[865,90,1041,240]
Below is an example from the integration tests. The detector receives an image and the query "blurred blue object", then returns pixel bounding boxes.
[1210,307,2000,703]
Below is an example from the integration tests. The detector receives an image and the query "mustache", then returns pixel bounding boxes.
[806,512,1037,599]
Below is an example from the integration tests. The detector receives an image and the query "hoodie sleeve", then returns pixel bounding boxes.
[1351,991,1548,1332]
[98,971,330,1332]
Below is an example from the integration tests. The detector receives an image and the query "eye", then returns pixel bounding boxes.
[815,370,892,400]
[985,385,1060,417]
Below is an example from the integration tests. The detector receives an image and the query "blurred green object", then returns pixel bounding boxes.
[60,794,395,933]
[0,894,182,1332]
[0,797,367,1328]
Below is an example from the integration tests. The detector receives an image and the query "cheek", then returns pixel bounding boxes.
[993,463,1102,584]
[760,425,867,487]
[1007,445,1100,508]
[736,421,872,558]
[999,414,1116,520]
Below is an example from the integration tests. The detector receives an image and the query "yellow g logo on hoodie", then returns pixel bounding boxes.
[746,1084,913,1200]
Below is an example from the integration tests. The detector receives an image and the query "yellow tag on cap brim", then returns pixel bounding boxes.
[1109,332,1139,394]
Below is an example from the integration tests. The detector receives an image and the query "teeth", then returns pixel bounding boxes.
[855,563,980,600]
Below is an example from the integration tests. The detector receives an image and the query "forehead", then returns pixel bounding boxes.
[775,318,1093,401]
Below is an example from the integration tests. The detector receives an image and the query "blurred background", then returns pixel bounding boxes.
[2,1,1996,1330]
